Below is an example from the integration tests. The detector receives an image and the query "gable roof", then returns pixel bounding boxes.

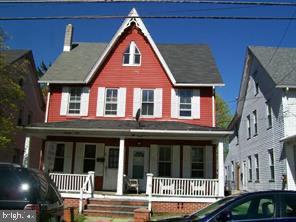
[249,46,296,88]
[39,8,223,87]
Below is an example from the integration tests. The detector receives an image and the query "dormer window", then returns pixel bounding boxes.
[123,41,141,66]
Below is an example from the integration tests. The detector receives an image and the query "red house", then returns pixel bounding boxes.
[25,8,231,215]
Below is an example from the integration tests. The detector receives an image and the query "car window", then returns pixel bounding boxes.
[280,193,296,218]
[228,195,275,221]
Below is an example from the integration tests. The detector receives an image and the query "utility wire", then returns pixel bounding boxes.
[1,0,296,7]
[2,15,296,20]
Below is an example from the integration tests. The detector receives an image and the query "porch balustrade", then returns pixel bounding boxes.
[49,172,93,193]
[151,177,219,197]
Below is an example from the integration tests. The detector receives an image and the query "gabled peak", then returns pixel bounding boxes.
[128,8,139,17]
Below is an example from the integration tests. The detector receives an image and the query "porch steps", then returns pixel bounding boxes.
[83,198,148,217]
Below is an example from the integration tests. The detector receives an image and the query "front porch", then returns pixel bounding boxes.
[23,119,231,213]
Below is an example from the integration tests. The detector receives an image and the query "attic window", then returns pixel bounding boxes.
[123,41,141,66]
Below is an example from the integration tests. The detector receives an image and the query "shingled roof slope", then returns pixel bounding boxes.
[40,43,223,85]
[249,46,296,87]
[1,50,30,64]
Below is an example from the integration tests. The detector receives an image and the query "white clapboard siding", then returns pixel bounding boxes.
[154,88,163,118]
[171,88,179,118]
[133,88,141,117]
[117,88,126,117]
[60,87,70,115]
[192,89,200,119]
[80,87,90,116]
[150,145,158,176]
[96,87,106,116]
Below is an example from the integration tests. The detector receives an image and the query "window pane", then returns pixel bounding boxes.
[108,148,119,168]
[159,147,171,161]
[192,170,204,178]
[123,54,130,64]
[134,54,140,64]
[85,145,96,158]
[180,110,191,117]
[83,159,95,173]
[159,163,171,177]
[53,158,64,172]
[192,163,204,170]
[192,148,203,162]
[56,144,65,157]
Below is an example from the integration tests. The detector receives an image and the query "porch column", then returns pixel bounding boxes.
[217,140,224,197]
[23,136,31,168]
[116,137,125,195]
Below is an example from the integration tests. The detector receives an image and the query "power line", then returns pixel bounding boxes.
[1,0,296,6]
[2,15,296,21]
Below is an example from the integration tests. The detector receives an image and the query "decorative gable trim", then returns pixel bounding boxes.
[84,8,178,85]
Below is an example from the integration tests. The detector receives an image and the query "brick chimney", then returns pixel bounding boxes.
[63,24,73,52]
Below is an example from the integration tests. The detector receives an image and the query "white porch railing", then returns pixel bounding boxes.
[49,171,95,214]
[151,177,219,197]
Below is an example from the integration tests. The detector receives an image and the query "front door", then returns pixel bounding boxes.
[103,146,119,191]
[128,147,149,192]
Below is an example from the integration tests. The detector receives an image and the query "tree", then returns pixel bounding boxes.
[216,93,232,129]
[0,30,24,149]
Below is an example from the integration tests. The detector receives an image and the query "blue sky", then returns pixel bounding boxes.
[1,2,296,113]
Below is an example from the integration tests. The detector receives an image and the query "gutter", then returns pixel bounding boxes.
[280,134,296,142]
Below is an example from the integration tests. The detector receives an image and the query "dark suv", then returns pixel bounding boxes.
[0,163,64,222]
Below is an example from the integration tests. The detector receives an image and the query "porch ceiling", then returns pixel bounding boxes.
[22,119,232,141]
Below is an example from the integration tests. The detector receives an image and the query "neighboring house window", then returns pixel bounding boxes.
[191,147,204,178]
[253,110,258,136]
[27,111,32,125]
[53,144,65,172]
[248,156,252,181]
[158,146,171,177]
[247,115,251,139]
[68,87,82,114]
[254,81,259,96]
[108,148,119,169]
[123,41,141,66]
[17,109,23,126]
[179,89,192,117]
[268,149,275,181]
[105,88,118,115]
[141,89,154,116]
[231,161,234,182]
[266,102,272,128]
[83,144,96,173]
[255,154,259,182]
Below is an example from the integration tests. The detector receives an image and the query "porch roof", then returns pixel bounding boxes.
[23,119,232,140]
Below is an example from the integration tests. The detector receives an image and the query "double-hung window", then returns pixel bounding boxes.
[105,88,118,115]
[253,110,258,136]
[266,102,272,128]
[53,144,65,172]
[123,41,141,66]
[231,161,234,182]
[83,144,96,173]
[141,89,154,116]
[158,146,171,177]
[68,87,82,114]
[179,89,192,117]
[255,154,259,181]
[247,115,251,139]
[268,149,275,181]
[191,147,204,178]
[248,156,252,181]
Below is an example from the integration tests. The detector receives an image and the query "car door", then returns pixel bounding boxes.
[277,192,296,221]
[212,193,277,222]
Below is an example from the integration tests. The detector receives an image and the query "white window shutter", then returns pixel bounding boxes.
[150,145,158,176]
[192,89,200,119]
[171,88,179,118]
[63,143,73,173]
[96,87,105,116]
[133,88,141,117]
[74,143,85,174]
[60,87,69,115]
[154,88,163,118]
[80,87,90,116]
[118,88,126,117]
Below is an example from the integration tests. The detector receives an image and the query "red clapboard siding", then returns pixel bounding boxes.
[47,26,214,127]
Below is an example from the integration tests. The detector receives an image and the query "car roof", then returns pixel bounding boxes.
[233,190,296,199]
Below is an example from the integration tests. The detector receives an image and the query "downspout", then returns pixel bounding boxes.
[212,86,216,127]
[45,83,50,123]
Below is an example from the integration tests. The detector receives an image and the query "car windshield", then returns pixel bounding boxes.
[190,195,237,220]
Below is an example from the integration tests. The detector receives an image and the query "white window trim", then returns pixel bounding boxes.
[67,87,83,116]
[255,154,259,181]
[248,156,252,181]
[266,102,273,129]
[122,41,141,66]
[247,115,251,139]
[253,110,258,136]
[268,149,275,180]
[141,89,155,118]
[104,88,118,117]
